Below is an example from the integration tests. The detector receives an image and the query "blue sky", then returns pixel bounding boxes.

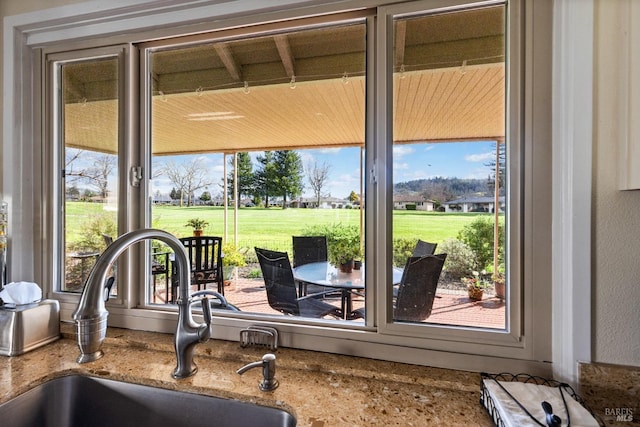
[150,141,500,200]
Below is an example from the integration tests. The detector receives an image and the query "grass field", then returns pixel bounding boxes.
[67,202,498,253]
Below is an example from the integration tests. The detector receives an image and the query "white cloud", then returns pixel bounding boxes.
[465,151,495,162]
[393,145,414,158]
[318,147,342,154]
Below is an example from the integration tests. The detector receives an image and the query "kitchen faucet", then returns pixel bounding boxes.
[72,228,214,379]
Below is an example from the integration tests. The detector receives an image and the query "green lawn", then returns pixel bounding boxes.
[66,202,498,253]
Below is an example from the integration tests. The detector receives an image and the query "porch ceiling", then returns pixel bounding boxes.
[62,5,505,155]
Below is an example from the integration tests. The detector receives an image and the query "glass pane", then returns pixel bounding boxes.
[391,6,506,329]
[147,22,366,321]
[60,57,119,293]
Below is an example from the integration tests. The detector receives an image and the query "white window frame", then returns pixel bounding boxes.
[2,0,562,376]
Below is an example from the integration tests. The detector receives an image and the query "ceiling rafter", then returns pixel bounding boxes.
[274,34,296,78]
[394,20,407,68]
[214,43,243,81]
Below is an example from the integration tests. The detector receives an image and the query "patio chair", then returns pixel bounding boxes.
[255,247,343,319]
[292,236,330,296]
[178,236,224,295]
[412,239,437,257]
[355,253,447,322]
[292,236,328,267]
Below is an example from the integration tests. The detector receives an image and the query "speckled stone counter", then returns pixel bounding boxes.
[0,323,493,426]
[579,362,640,426]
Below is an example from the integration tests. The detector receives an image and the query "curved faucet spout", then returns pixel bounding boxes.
[72,229,211,379]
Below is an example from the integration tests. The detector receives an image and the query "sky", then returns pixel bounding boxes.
[149,140,500,200]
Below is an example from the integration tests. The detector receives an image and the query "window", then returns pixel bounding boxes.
[6,0,551,373]
[390,6,507,330]
[50,48,124,298]
[143,22,367,318]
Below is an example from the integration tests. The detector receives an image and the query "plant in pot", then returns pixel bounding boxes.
[185,218,209,236]
[325,224,362,273]
[221,244,246,284]
[462,271,489,301]
[492,272,506,300]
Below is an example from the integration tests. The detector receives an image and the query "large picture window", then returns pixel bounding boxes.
[29,0,551,372]
[144,21,367,320]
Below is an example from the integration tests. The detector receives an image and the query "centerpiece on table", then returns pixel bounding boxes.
[326,224,362,274]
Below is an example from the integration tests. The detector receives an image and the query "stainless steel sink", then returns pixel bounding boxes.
[0,375,296,427]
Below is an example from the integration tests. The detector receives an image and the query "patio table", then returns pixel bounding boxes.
[293,262,403,320]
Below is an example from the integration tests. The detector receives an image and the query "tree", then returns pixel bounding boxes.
[169,187,181,202]
[199,191,211,203]
[307,160,331,208]
[64,150,116,200]
[226,152,254,199]
[161,158,212,207]
[254,151,278,208]
[348,190,359,203]
[485,141,506,195]
[254,150,304,208]
[273,151,304,208]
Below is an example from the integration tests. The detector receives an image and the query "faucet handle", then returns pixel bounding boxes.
[190,290,222,339]
[103,276,115,302]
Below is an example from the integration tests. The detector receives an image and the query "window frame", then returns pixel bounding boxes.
[4,0,552,375]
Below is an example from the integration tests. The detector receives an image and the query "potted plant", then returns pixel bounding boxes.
[221,244,246,284]
[492,272,506,300]
[462,271,489,301]
[325,224,362,273]
[185,218,209,236]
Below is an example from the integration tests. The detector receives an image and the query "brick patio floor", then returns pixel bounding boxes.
[194,276,507,329]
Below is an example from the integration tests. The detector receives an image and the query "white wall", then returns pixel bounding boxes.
[592,0,640,365]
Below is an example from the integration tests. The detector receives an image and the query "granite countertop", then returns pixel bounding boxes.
[0,323,493,426]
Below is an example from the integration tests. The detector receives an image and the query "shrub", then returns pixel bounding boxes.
[405,203,416,210]
[302,223,362,265]
[457,216,504,271]
[69,213,116,252]
[438,238,475,280]
[221,243,247,267]
[392,237,418,267]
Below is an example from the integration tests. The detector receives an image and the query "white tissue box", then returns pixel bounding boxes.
[0,300,60,356]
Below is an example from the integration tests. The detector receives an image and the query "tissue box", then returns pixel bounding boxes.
[0,300,60,356]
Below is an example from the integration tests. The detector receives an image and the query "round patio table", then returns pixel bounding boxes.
[293,262,403,320]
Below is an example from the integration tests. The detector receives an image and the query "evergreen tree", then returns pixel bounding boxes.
[254,151,277,208]
[226,152,255,199]
[273,150,304,208]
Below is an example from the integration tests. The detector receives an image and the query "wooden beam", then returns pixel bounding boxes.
[214,43,242,81]
[395,20,406,68]
[274,34,296,78]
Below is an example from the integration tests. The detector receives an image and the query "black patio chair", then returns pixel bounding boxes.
[412,239,437,257]
[255,247,342,319]
[178,236,224,295]
[292,236,331,296]
[292,236,328,267]
[355,253,447,322]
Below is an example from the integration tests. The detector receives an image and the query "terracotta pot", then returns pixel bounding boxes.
[468,286,484,301]
[193,229,203,237]
[494,281,506,299]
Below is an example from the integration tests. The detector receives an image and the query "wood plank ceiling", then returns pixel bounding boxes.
[63,5,505,155]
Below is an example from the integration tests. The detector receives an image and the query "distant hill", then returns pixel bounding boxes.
[394,177,490,202]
